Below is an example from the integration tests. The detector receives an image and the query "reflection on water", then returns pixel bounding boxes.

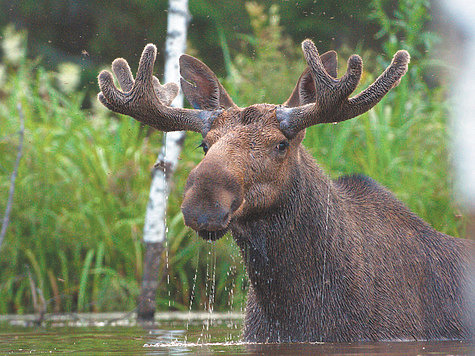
[0,313,472,355]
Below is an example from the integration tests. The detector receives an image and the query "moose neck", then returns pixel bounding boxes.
[231,147,346,321]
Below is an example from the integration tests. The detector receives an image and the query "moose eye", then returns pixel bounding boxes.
[199,141,209,154]
[276,140,289,152]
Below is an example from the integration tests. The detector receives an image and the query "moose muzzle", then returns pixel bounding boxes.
[181,159,243,240]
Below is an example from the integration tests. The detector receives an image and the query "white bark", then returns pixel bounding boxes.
[143,0,189,243]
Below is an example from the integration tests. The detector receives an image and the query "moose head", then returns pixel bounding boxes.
[98,39,409,241]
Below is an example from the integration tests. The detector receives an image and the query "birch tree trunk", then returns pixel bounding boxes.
[137,0,189,321]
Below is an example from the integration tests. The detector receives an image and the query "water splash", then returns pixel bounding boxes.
[144,340,259,348]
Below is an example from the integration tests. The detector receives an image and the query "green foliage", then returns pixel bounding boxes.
[0,0,380,94]
[0,0,466,315]
[0,61,145,313]
[0,53,247,314]
[222,3,305,106]
[369,0,439,59]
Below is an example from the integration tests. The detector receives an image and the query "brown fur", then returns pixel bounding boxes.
[181,106,472,342]
[98,41,473,343]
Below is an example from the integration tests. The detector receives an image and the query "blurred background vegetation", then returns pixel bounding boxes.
[0,0,465,315]
[0,0,381,90]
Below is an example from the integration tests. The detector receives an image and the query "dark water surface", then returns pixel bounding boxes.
[0,313,472,355]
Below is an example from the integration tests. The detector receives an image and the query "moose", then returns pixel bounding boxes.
[98,39,473,342]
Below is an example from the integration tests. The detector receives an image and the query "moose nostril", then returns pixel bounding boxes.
[220,211,230,224]
[197,214,209,228]
[231,197,242,212]
[193,209,230,231]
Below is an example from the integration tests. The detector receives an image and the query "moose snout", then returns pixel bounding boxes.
[181,164,243,235]
[182,204,231,231]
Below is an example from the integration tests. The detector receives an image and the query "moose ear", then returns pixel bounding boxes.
[321,50,338,78]
[284,50,338,107]
[179,54,235,110]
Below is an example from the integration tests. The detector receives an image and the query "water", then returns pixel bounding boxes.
[0,313,472,355]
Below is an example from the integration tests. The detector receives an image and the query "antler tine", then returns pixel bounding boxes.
[302,40,362,103]
[98,44,213,133]
[110,54,178,106]
[112,58,134,92]
[346,50,410,116]
[301,40,336,90]
[134,43,156,85]
[276,39,410,138]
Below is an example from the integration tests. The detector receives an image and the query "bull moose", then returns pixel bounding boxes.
[98,39,472,342]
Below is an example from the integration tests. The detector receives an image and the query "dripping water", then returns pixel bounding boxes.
[185,242,200,342]
[163,132,173,342]
[226,262,237,341]
[166,234,170,308]
[198,241,212,344]
[210,240,217,317]
[205,241,217,343]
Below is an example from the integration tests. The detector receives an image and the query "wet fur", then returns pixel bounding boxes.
[231,148,472,342]
[179,94,473,343]
[179,64,474,341]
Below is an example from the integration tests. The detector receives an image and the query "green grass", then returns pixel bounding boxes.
[0,60,248,314]
[0,1,466,315]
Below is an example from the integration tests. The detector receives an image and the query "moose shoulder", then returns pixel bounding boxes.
[98,39,473,342]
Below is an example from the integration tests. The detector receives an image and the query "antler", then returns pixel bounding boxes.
[98,44,213,133]
[276,39,410,138]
